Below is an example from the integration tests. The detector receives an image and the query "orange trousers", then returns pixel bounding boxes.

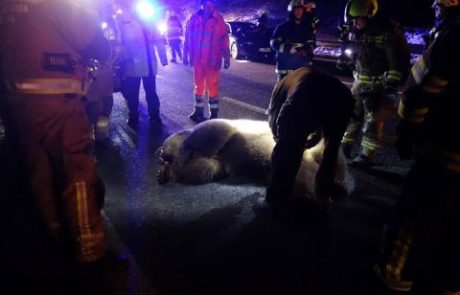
[6,93,106,264]
[193,64,220,98]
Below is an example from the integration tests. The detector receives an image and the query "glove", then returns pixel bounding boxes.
[223,58,230,69]
[395,120,417,160]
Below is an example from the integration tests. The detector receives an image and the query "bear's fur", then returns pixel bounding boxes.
[156,119,348,198]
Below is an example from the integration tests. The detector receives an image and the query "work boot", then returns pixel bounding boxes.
[189,107,206,123]
[349,153,375,167]
[210,108,218,119]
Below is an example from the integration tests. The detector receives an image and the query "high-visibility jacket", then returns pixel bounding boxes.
[0,0,110,94]
[184,9,230,71]
[398,13,460,173]
[346,19,410,87]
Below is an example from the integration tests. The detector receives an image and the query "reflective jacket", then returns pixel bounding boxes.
[399,14,460,173]
[184,9,230,71]
[270,17,316,74]
[0,0,110,95]
[346,19,410,87]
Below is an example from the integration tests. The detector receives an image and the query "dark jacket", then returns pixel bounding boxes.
[399,13,460,172]
[270,17,316,73]
[347,19,410,86]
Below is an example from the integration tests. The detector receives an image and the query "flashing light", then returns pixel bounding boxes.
[101,22,108,30]
[157,21,167,35]
[135,0,156,22]
[116,8,123,15]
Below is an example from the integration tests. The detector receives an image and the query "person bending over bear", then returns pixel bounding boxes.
[260,67,355,217]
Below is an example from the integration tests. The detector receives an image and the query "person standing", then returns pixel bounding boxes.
[374,1,460,294]
[0,0,110,268]
[117,0,168,128]
[166,9,183,63]
[183,0,231,122]
[255,67,355,218]
[270,0,318,81]
[339,0,410,166]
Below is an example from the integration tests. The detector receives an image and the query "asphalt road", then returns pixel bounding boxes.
[1,58,412,295]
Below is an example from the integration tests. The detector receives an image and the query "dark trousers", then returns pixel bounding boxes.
[168,39,182,61]
[380,159,460,293]
[121,74,160,121]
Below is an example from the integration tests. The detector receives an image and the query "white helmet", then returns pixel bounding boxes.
[432,0,459,7]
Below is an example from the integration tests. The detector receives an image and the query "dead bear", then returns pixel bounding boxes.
[156,119,349,199]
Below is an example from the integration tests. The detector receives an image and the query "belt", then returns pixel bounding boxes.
[7,78,83,95]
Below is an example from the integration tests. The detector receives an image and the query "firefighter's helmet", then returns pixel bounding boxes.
[344,0,378,22]
[432,0,459,7]
[287,0,304,12]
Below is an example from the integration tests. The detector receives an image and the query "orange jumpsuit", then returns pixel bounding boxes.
[0,0,111,263]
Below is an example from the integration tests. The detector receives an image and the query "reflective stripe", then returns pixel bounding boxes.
[411,57,429,85]
[354,72,385,84]
[279,43,285,53]
[386,70,402,83]
[421,75,448,94]
[9,78,83,95]
[276,69,295,74]
[397,102,429,123]
[362,136,380,152]
[417,142,460,173]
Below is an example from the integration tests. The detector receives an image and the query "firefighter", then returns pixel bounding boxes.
[0,0,111,268]
[374,1,460,294]
[255,67,355,218]
[270,0,318,81]
[183,0,231,122]
[85,0,121,152]
[339,0,410,166]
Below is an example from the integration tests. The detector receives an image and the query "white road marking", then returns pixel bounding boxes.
[221,96,267,114]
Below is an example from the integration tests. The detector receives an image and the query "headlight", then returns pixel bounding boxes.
[344,48,353,57]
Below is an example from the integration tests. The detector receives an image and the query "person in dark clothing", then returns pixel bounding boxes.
[270,0,318,81]
[374,1,460,294]
[166,10,183,63]
[255,67,355,218]
[339,0,410,166]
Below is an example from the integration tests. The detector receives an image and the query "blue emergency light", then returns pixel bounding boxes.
[135,0,158,22]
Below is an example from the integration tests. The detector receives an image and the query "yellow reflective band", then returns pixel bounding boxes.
[11,78,83,95]
[411,58,429,85]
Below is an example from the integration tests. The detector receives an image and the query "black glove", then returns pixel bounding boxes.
[395,120,418,160]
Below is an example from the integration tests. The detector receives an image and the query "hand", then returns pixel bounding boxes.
[223,58,230,69]
[395,120,417,160]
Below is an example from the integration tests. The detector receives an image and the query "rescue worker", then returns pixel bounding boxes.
[0,0,110,270]
[255,67,355,218]
[374,1,460,294]
[85,0,121,152]
[166,9,183,63]
[270,0,318,81]
[183,0,231,122]
[339,0,410,166]
[117,0,168,128]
